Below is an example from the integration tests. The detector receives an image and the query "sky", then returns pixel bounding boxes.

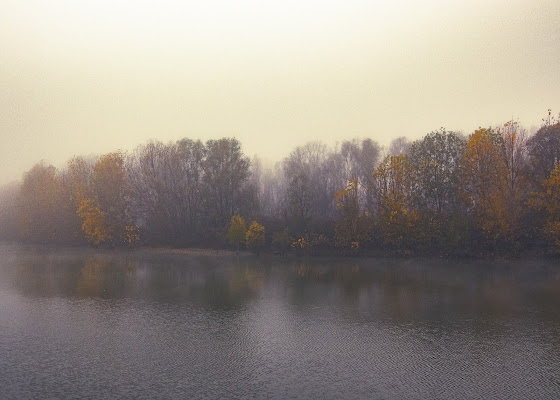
[1,0,559,184]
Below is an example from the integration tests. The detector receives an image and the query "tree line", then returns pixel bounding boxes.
[1,112,560,256]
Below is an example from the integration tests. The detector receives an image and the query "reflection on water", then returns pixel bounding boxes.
[1,244,560,399]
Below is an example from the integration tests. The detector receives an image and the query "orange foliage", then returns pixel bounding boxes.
[460,129,513,245]
[77,198,111,245]
[374,155,421,251]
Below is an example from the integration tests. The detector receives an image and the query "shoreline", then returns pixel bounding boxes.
[1,241,559,261]
[136,246,250,257]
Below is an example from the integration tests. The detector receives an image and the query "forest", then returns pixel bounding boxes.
[1,112,560,257]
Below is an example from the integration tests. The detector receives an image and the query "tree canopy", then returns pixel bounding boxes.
[3,111,560,256]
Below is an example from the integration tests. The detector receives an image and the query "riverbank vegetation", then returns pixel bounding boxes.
[1,111,560,257]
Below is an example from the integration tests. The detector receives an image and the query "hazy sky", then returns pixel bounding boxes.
[1,0,559,184]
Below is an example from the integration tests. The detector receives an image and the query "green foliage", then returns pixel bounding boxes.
[409,129,466,214]
[272,229,291,255]
[227,215,247,249]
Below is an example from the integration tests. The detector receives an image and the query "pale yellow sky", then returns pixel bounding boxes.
[1,0,559,184]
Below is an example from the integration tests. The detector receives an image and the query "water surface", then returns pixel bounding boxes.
[1,244,559,399]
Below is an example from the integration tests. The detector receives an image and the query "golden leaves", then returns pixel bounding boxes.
[77,198,111,245]
[246,220,265,253]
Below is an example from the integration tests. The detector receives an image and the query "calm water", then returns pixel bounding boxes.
[1,244,559,399]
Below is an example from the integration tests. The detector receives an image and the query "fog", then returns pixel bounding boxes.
[1,0,559,185]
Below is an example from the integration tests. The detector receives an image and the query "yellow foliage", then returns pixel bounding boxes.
[77,198,111,245]
[90,152,128,244]
[245,221,265,253]
[461,128,513,244]
[374,155,421,251]
[227,215,246,248]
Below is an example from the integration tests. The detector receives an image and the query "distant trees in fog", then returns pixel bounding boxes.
[1,111,560,256]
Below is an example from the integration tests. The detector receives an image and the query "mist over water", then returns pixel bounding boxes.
[1,244,560,399]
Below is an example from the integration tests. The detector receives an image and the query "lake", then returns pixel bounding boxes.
[1,243,559,399]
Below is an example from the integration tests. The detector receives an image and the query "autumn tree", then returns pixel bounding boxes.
[8,121,560,256]
[246,220,265,255]
[529,163,560,252]
[373,155,421,252]
[227,215,246,253]
[81,151,132,246]
[61,156,94,241]
[460,128,513,249]
[77,198,111,245]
